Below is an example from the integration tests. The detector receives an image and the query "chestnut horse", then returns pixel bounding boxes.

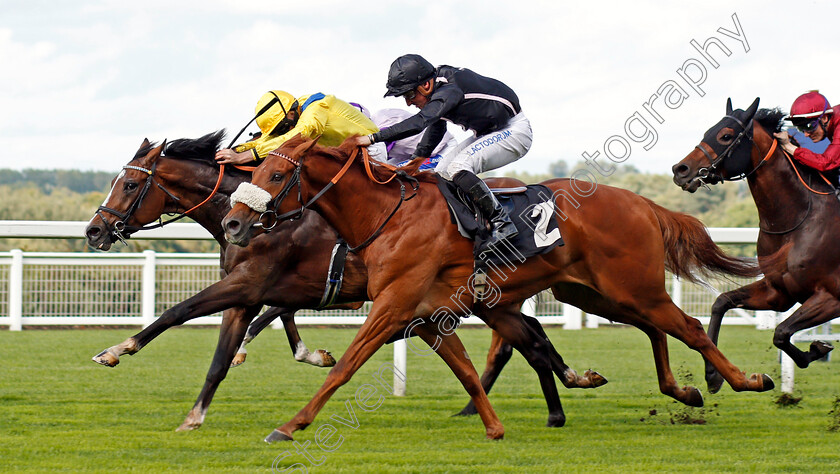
[85,131,601,434]
[223,136,773,442]
[672,98,838,391]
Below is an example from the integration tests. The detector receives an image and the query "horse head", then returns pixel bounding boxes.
[223,135,321,247]
[85,138,169,250]
[672,97,761,192]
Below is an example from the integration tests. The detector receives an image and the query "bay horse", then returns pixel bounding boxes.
[84,131,602,434]
[672,98,838,391]
[222,135,773,442]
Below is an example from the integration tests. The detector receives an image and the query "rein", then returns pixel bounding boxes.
[97,159,255,244]
[695,122,836,235]
[261,147,419,252]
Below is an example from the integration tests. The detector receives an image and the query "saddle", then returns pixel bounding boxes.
[436,177,564,267]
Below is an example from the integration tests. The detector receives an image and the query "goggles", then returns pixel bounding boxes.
[793,118,820,133]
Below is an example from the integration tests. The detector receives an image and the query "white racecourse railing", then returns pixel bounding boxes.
[0,221,834,393]
[0,221,764,329]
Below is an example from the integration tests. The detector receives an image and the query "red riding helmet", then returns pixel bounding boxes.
[788,91,832,120]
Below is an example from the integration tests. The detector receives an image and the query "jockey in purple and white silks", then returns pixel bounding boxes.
[371,108,457,170]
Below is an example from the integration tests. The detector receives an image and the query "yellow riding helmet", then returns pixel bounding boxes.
[254,90,299,135]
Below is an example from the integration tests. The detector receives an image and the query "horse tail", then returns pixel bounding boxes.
[643,197,760,283]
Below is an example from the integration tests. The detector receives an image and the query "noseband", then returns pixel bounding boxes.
[96,160,234,244]
[693,114,759,186]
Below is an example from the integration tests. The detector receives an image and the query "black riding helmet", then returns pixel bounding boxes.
[384,54,436,97]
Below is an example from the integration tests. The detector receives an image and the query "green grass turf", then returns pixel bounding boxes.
[0,325,838,473]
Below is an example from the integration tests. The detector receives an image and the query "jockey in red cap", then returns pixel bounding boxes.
[774,91,840,171]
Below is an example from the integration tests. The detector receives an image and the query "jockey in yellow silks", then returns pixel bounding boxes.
[215,90,385,164]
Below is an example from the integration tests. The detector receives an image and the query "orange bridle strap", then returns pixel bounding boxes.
[181,163,256,215]
[361,147,400,185]
[779,144,834,195]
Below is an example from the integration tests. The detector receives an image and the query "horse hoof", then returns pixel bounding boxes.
[706,372,724,394]
[230,353,247,368]
[759,374,775,392]
[584,369,608,388]
[176,421,201,432]
[485,428,505,440]
[318,350,336,367]
[92,349,119,367]
[811,341,834,360]
[453,404,478,417]
[265,429,293,443]
[546,413,566,428]
[684,386,704,407]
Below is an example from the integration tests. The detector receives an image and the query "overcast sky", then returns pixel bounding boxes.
[1,0,838,176]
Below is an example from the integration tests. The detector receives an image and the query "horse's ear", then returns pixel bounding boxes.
[146,139,166,163]
[139,138,151,151]
[291,134,320,160]
[745,97,760,119]
[726,98,733,115]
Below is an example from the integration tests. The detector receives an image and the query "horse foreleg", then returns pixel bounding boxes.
[773,290,839,368]
[265,306,408,443]
[639,323,704,406]
[178,306,257,431]
[522,314,607,389]
[704,279,790,392]
[454,329,513,417]
[480,305,566,428]
[92,278,251,367]
[412,325,504,439]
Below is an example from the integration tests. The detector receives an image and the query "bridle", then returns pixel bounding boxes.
[257,147,419,253]
[693,114,761,187]
[692,114,836,235]
[96,159,254,245]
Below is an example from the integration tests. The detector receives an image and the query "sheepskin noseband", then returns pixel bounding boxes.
[230,182,272,213]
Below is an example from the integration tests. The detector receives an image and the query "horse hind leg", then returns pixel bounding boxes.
[480,306,566,428]
[637,323,704,406]
[649,301,773,393]
[773,291,839,368]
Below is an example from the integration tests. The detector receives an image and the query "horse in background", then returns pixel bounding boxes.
[673,98,838,391]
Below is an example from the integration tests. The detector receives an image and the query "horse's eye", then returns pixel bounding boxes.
[720,134,733,142]
[124,181,138,192]
[271,172,284,182]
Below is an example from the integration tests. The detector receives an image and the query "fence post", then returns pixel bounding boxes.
[9,249,23,331]
[141,250,156,328]
[781,351,795,393]
[393,339,407,396]
[563,303,582,330]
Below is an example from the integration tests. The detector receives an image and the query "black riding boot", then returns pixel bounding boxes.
[452,171,518,246]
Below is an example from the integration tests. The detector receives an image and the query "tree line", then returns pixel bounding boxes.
[0,163,758,253]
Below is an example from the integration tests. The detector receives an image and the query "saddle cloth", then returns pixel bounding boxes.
[435,177,564,266]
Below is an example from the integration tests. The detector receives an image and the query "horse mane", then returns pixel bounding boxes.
[146,129,250,177]
[755,107,785,134]
[164,130,226,162]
